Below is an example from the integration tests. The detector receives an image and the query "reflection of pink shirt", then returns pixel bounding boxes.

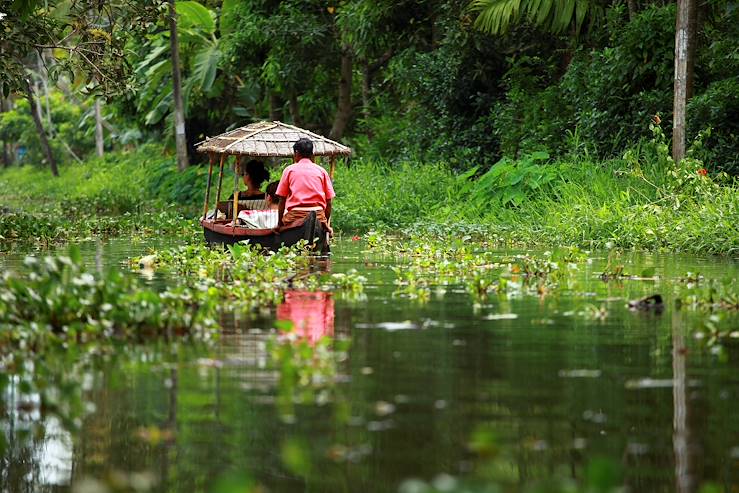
[275,159,336,212]
[276,291,334,344]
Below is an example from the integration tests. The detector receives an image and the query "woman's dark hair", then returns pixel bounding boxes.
[244,159,269,188]
[293,138,313,158]
[265,181,280,202]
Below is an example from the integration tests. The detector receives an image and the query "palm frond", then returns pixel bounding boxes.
[470,0,524,35]
[469,0,601,35]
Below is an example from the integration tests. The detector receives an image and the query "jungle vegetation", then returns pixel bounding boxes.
[0,0,737,252]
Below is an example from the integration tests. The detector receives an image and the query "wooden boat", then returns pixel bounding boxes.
[195,121,351,252]
[200,211,330,254]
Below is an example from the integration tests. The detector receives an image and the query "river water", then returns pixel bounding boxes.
[1,237,738,493]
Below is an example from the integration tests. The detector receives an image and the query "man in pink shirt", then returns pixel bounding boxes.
[275,138,336,232]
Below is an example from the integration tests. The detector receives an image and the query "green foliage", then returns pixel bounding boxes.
[0,0,162,95]
[2,128,737,255]
[687,78,739,175]
[0,246,218,353]
[268,328,351,419]
[465,151,559,208]
[0,147,199,248]
[332,159,465,230]
[134,0,224,128]
[0,90,95,165]
[494,4,676,159]
[363,20,509,167]
[470,0,603,35]
[334,134,739,254]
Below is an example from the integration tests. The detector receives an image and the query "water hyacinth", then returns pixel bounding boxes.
[136,241,368,308]
[0,246,218,353]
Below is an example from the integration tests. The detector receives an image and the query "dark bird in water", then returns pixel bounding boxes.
[628,294,664,312]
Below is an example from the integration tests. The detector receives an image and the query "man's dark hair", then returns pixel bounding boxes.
[265,181,279,202]
[293,138,313,158]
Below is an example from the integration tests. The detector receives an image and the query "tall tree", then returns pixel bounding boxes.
[0,96,10,168]
[1,0,161,175]
[168,0,189,170]
[94,99,104,157]
[24,78,58,176]
[627,0,638,20]
[672,0,697,164]
[329,46,353,140]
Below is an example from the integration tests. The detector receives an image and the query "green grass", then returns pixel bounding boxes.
[0,145,205,248]
[333,151,739,255]
[2,143,737,255]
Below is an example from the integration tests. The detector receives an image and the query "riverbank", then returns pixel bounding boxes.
[2,140,737,254]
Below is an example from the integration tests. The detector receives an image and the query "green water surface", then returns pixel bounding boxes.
[1,238,738,493]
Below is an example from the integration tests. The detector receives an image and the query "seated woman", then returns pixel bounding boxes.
[219,159,270,218]
[236,158,269,200]
[237,181,280,229]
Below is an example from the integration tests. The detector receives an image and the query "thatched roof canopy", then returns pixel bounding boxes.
[196,121,352,158]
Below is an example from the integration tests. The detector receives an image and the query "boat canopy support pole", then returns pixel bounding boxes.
[215,154,226,207]
[329,156,336,180]
[232,155,240,232]
[202,153,215,220]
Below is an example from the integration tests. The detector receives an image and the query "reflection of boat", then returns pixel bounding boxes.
[195,121,351,252]
[201,211,330,253]
[277,290,335,344]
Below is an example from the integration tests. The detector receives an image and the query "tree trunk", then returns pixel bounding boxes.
[169,0,189,170]
[37,52,52,131]
[288,92,301,126]
[94,99,104,157]
[330,47,353,141]
[0,97,9,168]
[672,0,697,164]
[361,49,394,123]
[362,61,371,121]
[25,79,59,177]
[269,92,283,121]
[627,0,638,21]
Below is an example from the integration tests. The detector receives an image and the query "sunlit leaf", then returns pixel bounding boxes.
[190,41,221,94]
[220,0,238,35]
[176,1,215,34]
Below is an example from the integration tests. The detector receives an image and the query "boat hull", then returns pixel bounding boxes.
[201,212,329,254]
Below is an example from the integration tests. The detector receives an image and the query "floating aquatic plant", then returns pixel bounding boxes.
[0,246,218,354]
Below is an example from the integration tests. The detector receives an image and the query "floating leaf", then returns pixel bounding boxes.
[640,266,656,278]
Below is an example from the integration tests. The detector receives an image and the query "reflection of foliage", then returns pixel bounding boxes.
[399,424,623,492]
[267,324,351,421]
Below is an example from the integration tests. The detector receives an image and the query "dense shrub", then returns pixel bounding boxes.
[331,159,463,231]
[0,91,95,167]
[336,136,739,254]
[687,78,739,175]
[494,5,677,159]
